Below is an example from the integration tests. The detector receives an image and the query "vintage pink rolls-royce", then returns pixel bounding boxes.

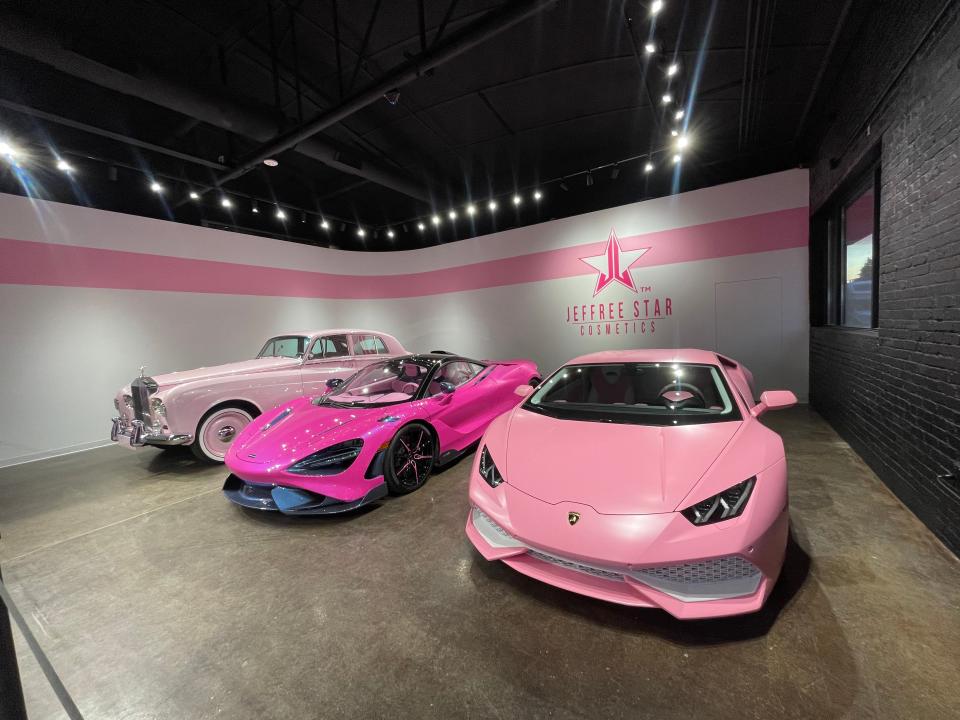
[111,329,407,462]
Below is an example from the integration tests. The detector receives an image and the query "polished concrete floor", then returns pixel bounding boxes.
[1,406,959,719]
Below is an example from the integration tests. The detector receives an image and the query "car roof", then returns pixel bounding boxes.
[270,329,394,337]
[400,353,469,363]
[565,348,724,365]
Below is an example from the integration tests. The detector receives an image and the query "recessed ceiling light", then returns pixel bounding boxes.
[56,158,73,172]
[533,190,543,200]
[466,204,477,215]
[674,109,684,120]
[221,197,232,208]
[189,191,200,200]
[650,0,664,15]
[666,62,679,77]
[662,93,672,104]
[673,153,682,164]
[488,200,498,212]
[150,181,163,193]
[431,214,441,225]
[417,222,426,231]
[671,129,679,137]
[320,219,330,230]
[276,208,286,220]
[251,200,259,213]
[644,161,654,173]
[357,227,365,237]
[263,158,279,167]
[644,42,656,55]
[677,135,689,149]
[512,194,522,205]
[448,210,457,220]
[387,229,395,238]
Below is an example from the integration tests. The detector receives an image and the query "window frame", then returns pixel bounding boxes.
[350,333,389,356]
[815,159,880,330]
[838,169,880,329]
[307,334,350,361]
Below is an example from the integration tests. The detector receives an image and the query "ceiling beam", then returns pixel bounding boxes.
[212,0,559,189]
[0,11,431,201]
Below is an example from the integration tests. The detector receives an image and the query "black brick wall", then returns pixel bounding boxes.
[807,1,960,554]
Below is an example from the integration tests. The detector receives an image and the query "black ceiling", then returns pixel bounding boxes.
[0,0,857,250]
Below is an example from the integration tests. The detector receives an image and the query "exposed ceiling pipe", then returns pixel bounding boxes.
[0,12,430,202]
[214,0,559,188]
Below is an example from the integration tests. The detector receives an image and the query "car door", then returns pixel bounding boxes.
[300,334,355,396]
[425,360,489,439]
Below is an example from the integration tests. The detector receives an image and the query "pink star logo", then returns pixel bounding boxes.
[580,229,649,296]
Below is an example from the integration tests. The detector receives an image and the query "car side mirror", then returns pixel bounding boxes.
[439,381,456,395]
[514,384,534,398]
[751,390,797,418]
[326,378,344,390]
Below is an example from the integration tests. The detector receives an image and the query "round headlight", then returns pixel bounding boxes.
[150,398,167,417]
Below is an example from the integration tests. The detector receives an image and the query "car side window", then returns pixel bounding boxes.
[427,361,485,396]
[352,334,388,355]
[308,334,349,360]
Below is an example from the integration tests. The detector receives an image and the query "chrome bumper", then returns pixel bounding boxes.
[111,417,192,447]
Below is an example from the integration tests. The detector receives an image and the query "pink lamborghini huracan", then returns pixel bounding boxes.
[465,349,797,619]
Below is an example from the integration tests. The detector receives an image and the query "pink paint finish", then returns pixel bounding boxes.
[111,329,407,462]
[224,355,540,511]
[0,206,807,298]
[465,348,795,619]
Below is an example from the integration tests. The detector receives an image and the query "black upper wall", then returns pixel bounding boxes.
[806,1,960,554]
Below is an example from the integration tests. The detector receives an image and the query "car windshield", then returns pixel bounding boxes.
[257,335,309,359]
[319,358,433,407]
[525,362,742,426]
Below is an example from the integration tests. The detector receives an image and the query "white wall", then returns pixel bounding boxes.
[0,170,808,466]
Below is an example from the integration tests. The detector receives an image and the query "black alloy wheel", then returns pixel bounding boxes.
[384,422,436,494]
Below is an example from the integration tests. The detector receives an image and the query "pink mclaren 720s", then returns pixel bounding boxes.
[224,353,540,514]
[465,349,798,620]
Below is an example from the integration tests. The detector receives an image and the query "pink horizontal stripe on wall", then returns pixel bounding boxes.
[0,207,807,299]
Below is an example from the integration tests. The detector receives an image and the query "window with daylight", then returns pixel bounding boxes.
[812,158,880,329]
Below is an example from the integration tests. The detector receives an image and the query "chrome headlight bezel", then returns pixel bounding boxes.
[681,477,756,526]
[478,445,504,488]
[150,397,167,417]
[287,439,364,476]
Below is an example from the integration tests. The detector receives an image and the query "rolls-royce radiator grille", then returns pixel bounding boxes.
[130,377,158,424]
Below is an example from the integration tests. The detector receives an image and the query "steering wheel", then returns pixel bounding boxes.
[657,382,707,409]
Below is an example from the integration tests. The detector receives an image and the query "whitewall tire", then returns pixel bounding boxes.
[191,407,255,463]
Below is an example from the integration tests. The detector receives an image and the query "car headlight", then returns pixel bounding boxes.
[122,394,134,409]
[681,477,755,526]
[287,439,363,476]
[150,398,167,417]
[478,445,504,488]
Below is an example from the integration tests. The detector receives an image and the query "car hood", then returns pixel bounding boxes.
[150,357,301,388]
[503,408,742,515]
[231,399,375,466]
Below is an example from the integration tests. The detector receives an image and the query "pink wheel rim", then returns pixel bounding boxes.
[199,409,252,461]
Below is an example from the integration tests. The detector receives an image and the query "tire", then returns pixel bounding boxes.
[384,422,437,495]
[190,406,256,463]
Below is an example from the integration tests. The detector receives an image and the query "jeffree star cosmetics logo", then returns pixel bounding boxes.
[580,229,649,296]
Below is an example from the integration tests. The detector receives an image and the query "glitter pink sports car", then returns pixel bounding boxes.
[224,353,540,514]
[465,349,797,620]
